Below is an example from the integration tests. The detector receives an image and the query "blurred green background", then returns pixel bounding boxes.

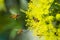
[0,0,28,40]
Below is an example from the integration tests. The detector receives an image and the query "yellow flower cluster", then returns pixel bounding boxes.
[26,0,60,40]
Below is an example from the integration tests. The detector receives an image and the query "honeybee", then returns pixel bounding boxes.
[10,13,19,20]
[33,17,39,22]
[17,29,23,34]
[9,9,20,20]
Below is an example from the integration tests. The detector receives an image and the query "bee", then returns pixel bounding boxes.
[17,29,23,34]
[10,13,19,20]
[5,0,20,20]
[33,17,39,22]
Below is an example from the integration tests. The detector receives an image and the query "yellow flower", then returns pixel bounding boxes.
[26,0,56,40]
[56,14,60,21]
